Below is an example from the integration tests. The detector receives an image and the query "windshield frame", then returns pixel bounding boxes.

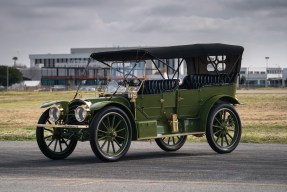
[103,60,146,95]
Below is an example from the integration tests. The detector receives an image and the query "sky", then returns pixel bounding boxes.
[0,0,286,68]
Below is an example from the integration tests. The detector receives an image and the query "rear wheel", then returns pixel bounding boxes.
[206,102,241,153]
[155,136,187,152]
[36,110,77,160]
[90,106,132,162]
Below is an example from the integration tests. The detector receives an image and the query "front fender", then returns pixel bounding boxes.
[90,101,137,140]
[90,101,133,117]
[40,100,69,108]
[90,101,114,111]
[199,95,240,132]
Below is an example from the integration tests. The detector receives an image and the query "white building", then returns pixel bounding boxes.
[240,67,286,87]
[29,47,187,87]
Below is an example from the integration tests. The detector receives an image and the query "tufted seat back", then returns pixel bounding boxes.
[139,79,179,94]
[180,74,236,89]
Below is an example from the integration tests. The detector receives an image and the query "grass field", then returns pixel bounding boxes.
[0,91,286,143]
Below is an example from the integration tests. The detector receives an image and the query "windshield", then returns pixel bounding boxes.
[105,61,146,94]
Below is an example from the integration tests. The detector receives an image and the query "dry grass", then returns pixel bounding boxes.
[0,91,94,140]
[236,94,287,126]
[0,91,287,143]
[236,93,287,143]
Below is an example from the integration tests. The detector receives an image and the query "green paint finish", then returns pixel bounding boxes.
[88,96,131,111]
[162,91,177,119]
[199,84,236,104]
[136,120,157,138]
[90,101,113,111]
[198,93,240,133]
[179,118,199,133]
[162,91,176,107]
[133,84,239,136]
[157,120,172,134]
[40,100,69,109]
[177,89,200,118]
[136,94,162,119]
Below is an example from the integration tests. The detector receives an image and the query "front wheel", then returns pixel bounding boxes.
[155,136,187,152]
[90,106,132,162]
[206,102,242,153]
[36,110,77,160]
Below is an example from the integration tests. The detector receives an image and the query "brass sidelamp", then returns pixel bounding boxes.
[170,113,179,133]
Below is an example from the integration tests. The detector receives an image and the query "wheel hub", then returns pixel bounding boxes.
[107,129,117,140]
[53,130,62,139]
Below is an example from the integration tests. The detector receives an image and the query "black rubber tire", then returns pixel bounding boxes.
[155,136,187,152]
[89,106,132,162]
[36,110,77,160]
[206,102,242,154]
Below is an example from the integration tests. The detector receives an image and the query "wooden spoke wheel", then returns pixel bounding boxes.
[36,110,77,160]
[155,136,187,152]
[206,102,241,153]
[90,106,132,162]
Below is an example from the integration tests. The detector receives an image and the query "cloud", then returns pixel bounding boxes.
[222,0,287,11]
[0,0,286,67]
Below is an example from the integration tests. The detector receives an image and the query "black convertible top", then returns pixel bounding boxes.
[90,43,244,61]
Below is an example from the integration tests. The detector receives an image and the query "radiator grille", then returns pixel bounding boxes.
[67,101,86,125]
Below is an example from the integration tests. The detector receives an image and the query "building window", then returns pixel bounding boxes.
[44,59,48,67]
[58,69,66,76]
[69,69,75,76]
[259,80,266,85]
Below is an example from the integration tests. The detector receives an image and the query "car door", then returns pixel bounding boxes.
[177,89,200,118]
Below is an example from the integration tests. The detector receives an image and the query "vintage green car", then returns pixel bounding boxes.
[36,43,244,162]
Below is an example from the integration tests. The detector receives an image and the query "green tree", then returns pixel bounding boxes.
[240,75,246,85]
[0,65,23,86]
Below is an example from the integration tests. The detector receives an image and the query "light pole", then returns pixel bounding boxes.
[265,57,269,87]
[7,56,18,91]
[247,65,252,88]
[12,56,18,67]
[6,65,9,91]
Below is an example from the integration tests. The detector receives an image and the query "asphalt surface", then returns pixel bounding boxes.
[0,141,287,192]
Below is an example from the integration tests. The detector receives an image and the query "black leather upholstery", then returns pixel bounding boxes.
[180,74,235,89]
[139,79,179,94]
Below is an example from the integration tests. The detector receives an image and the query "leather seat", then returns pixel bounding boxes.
[180,73,235,89]
[139,79,179,94]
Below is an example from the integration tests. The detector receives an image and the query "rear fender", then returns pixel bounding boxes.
[199,95,240,132]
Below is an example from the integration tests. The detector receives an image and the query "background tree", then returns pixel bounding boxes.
[0,65,23,86]
[240,76,246,85]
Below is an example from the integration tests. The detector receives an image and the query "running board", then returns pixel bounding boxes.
[137,132,205,140]
[36,124,89,129]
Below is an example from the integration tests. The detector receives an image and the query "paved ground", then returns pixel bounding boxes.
[0,141,287,192]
